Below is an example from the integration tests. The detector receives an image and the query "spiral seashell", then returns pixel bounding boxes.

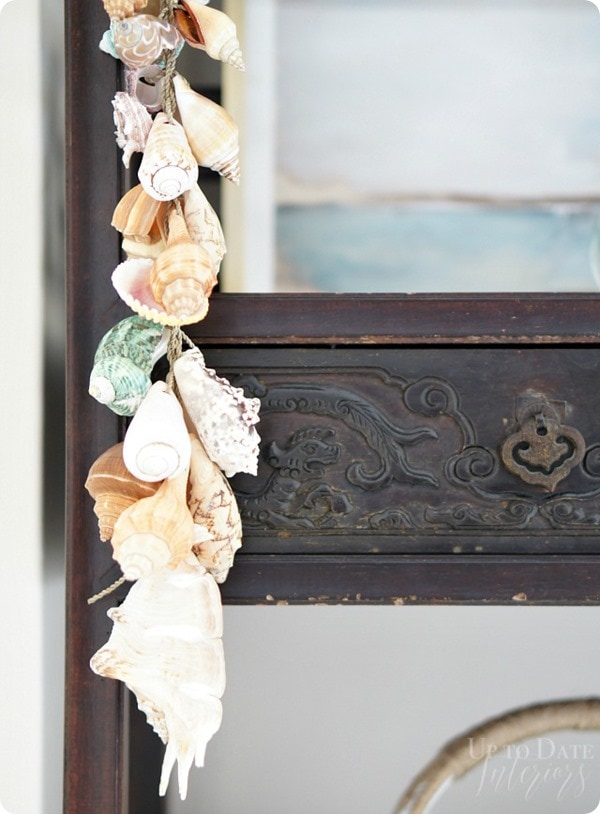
[150,208,217,323]
[102,0,148,20]
[111,15,183,70]
[173,1,245,71]
[125,64,164,113]
[112,183,168,258]
[90,558,224,799]
[188,435,242,583]
[112,257,190,326]
[173,74,240,184]
[173,348,261,477]
[112,92,153,168]
[111,470,194,580]
[138,113,198,202]
[85,443,161,542]
[123,380,192,482]
[89,316,169,416]
[182,184,226,277]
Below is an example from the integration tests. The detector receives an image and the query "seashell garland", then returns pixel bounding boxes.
[111,14,183,70]
[138,113,198,201]
[174,348,261,477]
[174,1,245,71]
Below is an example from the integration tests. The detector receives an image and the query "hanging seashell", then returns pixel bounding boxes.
[150,208,217,324]
[90,559,224,799]
[112,257,187,326]
[173,2,245,71]
[112,92,153,168]
[102,0,147,21]
[89,316,169,416]
[85,442,160,542]
[111,15,183,70]
[125,64,165,113]
[188,435,242,583]
[173,74,240,184]
[110,469,194,580]
[182,184,226,277]
[174,348,261,477]
[138,112,199,202]
[123,380,192,482]
[112,183,168,259]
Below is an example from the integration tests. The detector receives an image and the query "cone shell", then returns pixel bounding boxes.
[90,559,224,799]
[112,92,153,168]
[111,15,183,70]
[173,2,245,71]
[85,443,161,541]
[139,113,198,202]
[188,435,242,583]
[123,380,192,482]
[183,184,226,276]
[111,470,194,580]
[102,0,147,21]
[174,348,261,477]
[173,74,240,184]
[89,316,169,416]
[112,184,168,259]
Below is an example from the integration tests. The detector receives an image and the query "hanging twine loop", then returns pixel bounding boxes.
[87,575,127,605]
[159,0,179,119]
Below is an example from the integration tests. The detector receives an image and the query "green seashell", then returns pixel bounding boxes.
[89,316,168,416]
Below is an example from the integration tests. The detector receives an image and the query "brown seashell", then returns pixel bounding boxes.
[112,183,168,258]
[173,74,240,184]
[138,113,199,202]
[112,14,182,70]
[102,0,147,21]
[173,2,245,71]
[111,469,195,580]
[150,208,217,323]
[85,443,161,542]
[112,92,153,168]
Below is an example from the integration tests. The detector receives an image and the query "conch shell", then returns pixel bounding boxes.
[90,559,225,799]
[102,0,147,21]
[149,208,217,324]
[188,435,242,583]
[173,2,245,71]
[85,442,161,542]
[123,380,192,482]
[112,91,153,168]
[110,469,194,580]
[183,184,226,276]
[173,74,240,184]
[173,348,261,477]
[138,113,198,202]
[89,316,169,416]
[112,183,168,259]
[111,15,182,70]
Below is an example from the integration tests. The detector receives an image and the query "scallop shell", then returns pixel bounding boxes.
[173,2,245,71]
[173,74,240,184]
[173,348,261,477]
[123,380,192,482]
[85,443,161,542]
[111,15,183,70]
[111,469,194,579]
[102,0,147,20]
[89,316,169,416]
[150,208,217,323]
[112,92,153,168]
[139,113,199,202]
[90,558,224,799]
[188,435,242,583]
[125,64,165,113]
[112,183,168,258]
[183,184,226,276]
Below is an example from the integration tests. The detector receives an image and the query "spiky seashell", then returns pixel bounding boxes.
[183,184,226,276]
[174,348,260,477]
[90,559,224,799]
[89,316,169,416]
[173,1,245,71]
[85,443,160,542]
[125,64,164,113]
[111,470,194,579]
[150,209,217,323]
[188,435,242,583]
[102,0,147,21]
[123,380,192,482]
[112,257,190,326]
[138,113,198,202]
[112,92,153,168]
[111,15,183,70]
[173,74,240,184]
[112,183,168,258]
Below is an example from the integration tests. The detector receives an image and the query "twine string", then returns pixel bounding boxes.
[87,575,127,605]
[160,0,178,120]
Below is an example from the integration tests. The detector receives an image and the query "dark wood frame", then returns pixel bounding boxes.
[64,2,600,811]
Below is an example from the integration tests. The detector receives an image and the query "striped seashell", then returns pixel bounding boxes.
[138,113,198,202]
[111,14,182,70]
[112,183,168,259]
[102,0,147,21]
[173,1,245,71]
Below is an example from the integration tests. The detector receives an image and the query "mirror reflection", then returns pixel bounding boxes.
[222,0,600,292]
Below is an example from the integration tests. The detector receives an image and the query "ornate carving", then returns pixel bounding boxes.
[425,501,538,530]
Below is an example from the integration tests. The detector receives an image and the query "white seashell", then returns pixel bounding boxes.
[173,1,245,71]
[173,74,240,184]
[188,435,242,582]
[112,91,153,168]
[123,380,192,481]
[173,348,260,477]
[183,184,226,277]
[90,559,224,800]
[138,113,198,202]
[111,14,182,70]
[125,65,165,113]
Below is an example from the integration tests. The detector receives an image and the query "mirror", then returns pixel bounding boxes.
[220,0,600,292]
